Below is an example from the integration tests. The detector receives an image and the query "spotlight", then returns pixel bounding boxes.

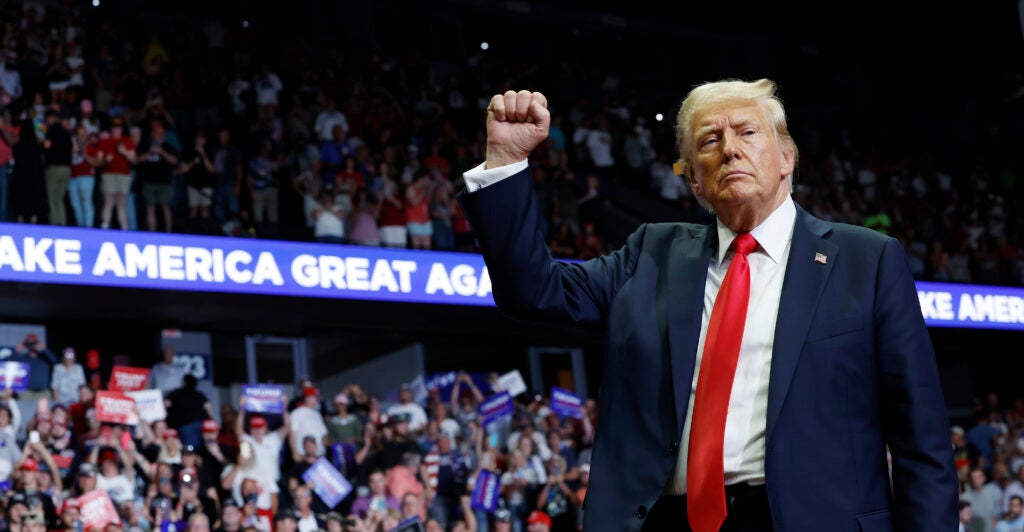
[480,42,489,51]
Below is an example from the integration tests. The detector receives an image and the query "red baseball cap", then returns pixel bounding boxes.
[20,458,38,471]
[526,511,552,527]
[62,498,81,513]
[250,416,267,429]
[163,428,179,440]
[302,385,319,398]
[202,419,219,432]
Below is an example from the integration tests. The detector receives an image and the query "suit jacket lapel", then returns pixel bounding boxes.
[767,205,837,440]
[667,225,714,435]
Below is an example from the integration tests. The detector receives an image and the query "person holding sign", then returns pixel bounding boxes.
[458,82,958,530]
[236,392,290,484]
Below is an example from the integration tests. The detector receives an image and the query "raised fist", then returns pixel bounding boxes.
[484,90,550,169]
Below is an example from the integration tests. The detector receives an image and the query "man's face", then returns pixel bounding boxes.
[961,505,972,523]
[222,506,241,527]
[401,495,418,517]
[369,472,386,494]
[527,524,549,532]
[399,389,412,404]
[1012,497,1023,517]
[293,488,311,510]
[163,346,175,364]
[686,100,794,226]
[494,522,512,532]
[276,519,297,532]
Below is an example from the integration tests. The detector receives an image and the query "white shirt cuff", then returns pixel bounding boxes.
[462,159,529,192]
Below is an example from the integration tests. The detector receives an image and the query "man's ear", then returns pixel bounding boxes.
[780,145,796,177]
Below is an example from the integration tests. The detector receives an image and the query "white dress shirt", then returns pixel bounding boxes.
[463,160,796,494]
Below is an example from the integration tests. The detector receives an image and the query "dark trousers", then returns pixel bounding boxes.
[641,483,773,532]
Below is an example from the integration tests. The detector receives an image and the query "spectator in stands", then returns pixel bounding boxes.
[167,374,216,448]
[350,468,401,520]
[179,128,217,233]
[319,126,352,186]
[10,118,47,224]
[327,392,362,447]
[50,347,85,408]
[962,466,999,532]
[525,510,552,532]
[314,97,349,143]
[312,190,346,244]
[235,393,290,484]
[137,118,179,232]
[11,333,57,404]
[42,108,72,225]
[348,186,381,246]
[212,127,244,225]
[404,172,432,250]
[98,117,136,229]
[997,495,1024,531]
[289,484,321,532]
[150,345,186,394]
[217,499,244,532]
[387,384,428,435]
[429,183,455,251]
[289,384,327,459]
[247,139,281,236]
[68,126,101,227]
[377,177,407,248]
[0,390,22,443]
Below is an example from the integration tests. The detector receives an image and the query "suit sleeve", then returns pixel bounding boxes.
[457,167,644,329]
[874,237,959,530]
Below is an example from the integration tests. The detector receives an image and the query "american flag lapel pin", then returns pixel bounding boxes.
[814,252,828,265]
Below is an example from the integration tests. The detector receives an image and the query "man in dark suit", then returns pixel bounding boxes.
[457,79,958,531]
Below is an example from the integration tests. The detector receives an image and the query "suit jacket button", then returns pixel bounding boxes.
[668,439,678,454]
[636,505,647,519]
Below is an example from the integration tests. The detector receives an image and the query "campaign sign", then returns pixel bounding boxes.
[497,370,527,398]
[0,361,29,391]
[126,389,167,422]
[109,365,150,391]
[95,390,139,425]
[242,384,285,414]
[302,457,352,509]
[478,392,514,428]
[469,469,501,512]
[78,489,121,529]
[550,387,584,419]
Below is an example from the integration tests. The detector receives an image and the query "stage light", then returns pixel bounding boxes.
[655,113,664,122]
[480,42,489,51]
[242,20,250,29]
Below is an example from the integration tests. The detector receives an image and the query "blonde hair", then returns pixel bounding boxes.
[674,78,799,211]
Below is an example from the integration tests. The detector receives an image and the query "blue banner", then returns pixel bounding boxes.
[478,392,514,428]
[0,223,1021,329]
[302,457,352,509]
[423,371,492,402]
[470,470,501,512]
[0,361,29,392]
[0,223,493,306]
[331,442,357,479]
[918,281,1024,331]
[550,387,584,419]
[242,384,285,414]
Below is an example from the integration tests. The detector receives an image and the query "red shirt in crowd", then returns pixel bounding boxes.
[98,135,136,174]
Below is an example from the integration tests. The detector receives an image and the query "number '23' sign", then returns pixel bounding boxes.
[173,352,212,381]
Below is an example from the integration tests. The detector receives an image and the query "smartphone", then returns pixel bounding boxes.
[120,431,132,449]
[72,519,84,532]
[240,442,252,460]
[28,431,39,444]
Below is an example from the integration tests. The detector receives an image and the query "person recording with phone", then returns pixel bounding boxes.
[10,333,58,408]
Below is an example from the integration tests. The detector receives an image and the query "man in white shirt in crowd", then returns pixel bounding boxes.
[289,385,327,459]
[236,393,290,483]
[50,348,86,408]
[386,384,428,434]
[150,345,186,394]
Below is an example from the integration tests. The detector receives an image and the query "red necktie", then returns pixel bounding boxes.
[687,232,758,532]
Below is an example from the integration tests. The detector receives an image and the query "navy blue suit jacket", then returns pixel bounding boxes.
[458,169,958,531]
